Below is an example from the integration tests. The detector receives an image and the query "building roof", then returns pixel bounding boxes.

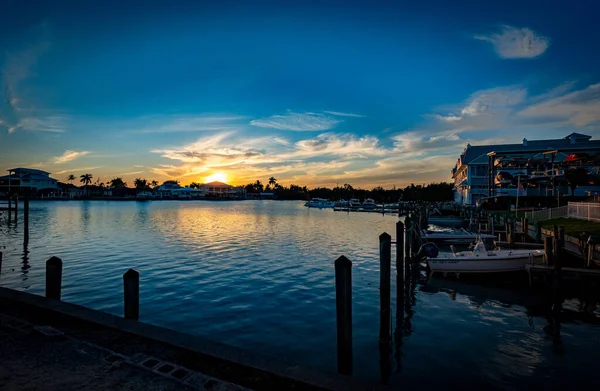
[7,168,51,176]
[0,173,56,181]
[458,133,600,166]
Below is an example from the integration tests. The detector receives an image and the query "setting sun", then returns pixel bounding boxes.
[205,172,228,183]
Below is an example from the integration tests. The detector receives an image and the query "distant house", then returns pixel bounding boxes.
[200,181,246,199]
[0,168,59,195]
[155,181,205,198]
[57,182,84,198]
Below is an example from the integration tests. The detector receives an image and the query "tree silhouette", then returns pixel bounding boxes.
[566,167,589,196]
[79,173,93,195]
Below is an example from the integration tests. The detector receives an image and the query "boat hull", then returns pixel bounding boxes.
[428,217,466,227]
[428,253,544,273]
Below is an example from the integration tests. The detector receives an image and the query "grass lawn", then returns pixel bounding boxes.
[539,218,600,238]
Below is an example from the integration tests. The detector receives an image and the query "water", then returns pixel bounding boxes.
[1,200,599,388]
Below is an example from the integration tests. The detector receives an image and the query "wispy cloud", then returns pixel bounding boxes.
[475,25,550,59]
[53,150,90,164]
[0,25,51,134]
[517,83,600,126]
[54,166,102,175]
[137,115,247,133]
[323,111,365,118]
[250,112,341,131]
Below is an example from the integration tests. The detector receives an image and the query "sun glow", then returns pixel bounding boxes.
[205,172,228,183]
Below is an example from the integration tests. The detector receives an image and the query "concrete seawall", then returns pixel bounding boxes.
[0,287,378,390]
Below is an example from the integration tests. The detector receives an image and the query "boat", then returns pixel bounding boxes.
[333,199,349,207]
[427,216,467,228]
[362,198,376,210]
[304,198,334,208]
[421,239,544,274]
[421,229,496,244]
[349,198,361,209]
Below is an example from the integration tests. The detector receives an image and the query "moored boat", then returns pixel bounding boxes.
[421,229,495,244]
[305,198,334,208]
[362,198,376,209]
[421,240,544,274]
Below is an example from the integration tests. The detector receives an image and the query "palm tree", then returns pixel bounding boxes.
[189,182,201,189]
[150,180,159,188]
[66,174,75,184]
[109,177,126,188]
[254,180,264,193]
[133,178,148,191]
[80,173,93,195]
[268,177,277,188]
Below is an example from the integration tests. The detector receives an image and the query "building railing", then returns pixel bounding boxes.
[568,202,600,222]
[524,205,568,222]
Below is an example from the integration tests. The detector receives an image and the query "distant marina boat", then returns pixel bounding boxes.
[420,239,544,274]
[136,191,154,201]
[304,198,334,208]
[349,198,361,209]
[362,198,376,210]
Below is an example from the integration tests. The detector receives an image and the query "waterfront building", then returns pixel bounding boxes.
[199,181,246,199]
[452,133,600,205]
[0,168,59,195]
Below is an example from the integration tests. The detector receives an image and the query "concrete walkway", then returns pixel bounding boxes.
[0,312,248,391]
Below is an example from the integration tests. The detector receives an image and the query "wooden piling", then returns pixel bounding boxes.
[334,256,353,375]
[379,233,391,346]
[45,256,63,300]
[23,195,29,243]
[544,236,553,266]
[123,268,140,321]
[396,221,405,278]
[588,244,595,268]
[553,225,561,261]
[523,218,528,235]
[13,196,18,214]
[404,217,412,261]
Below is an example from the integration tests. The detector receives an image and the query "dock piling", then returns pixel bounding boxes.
[544,236,553,266]
[404,216,412,261]
[23,195,29,244]
[334,255,353,375]
[45,256,63,300]
[379,233,391,347]
[123,268,140,321]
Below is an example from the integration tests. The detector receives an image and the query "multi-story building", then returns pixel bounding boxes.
[452,133,600,205]
[0,168,59,195]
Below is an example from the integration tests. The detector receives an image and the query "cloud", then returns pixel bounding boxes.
[323,111,365,118]
[517,83,600,126]
[1,29,51,134]
[53,150,91,164]
[475,25,550,59]
[137,115,247,133]
[54,166,102,175]
[250,112,341,131]
[432,86,527,129]
[292,133,385,159]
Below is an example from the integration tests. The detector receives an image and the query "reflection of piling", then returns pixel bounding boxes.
[46,257,63,300]
[123,268,140,321]
[334,255,353,375]
[379,233,391,346]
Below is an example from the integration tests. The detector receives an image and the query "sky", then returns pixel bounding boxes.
[1,0,600,188]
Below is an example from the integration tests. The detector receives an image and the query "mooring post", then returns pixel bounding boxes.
[24,195,30,243]
[553,225,561,265]
[535,222,542,242]
[334,255,353,375]
[379,233,391,346]
[45,256,63,300]
[523,218,528,236]
[396,221,405,279]
[588,244,595,269]
[13,195,18,214]
[404,216,412,262]
[123,268,140,321]
[558,226,565,250]
[544,236,553,266]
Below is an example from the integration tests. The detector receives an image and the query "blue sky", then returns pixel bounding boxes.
[1,0,599,187]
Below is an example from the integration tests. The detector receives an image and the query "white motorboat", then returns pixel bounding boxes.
[421,229,495,244]
[349,198,361,209]
[305,198,334,208]
[362,198,376,210]
[424,239,544,274]
[427,216,466,227]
